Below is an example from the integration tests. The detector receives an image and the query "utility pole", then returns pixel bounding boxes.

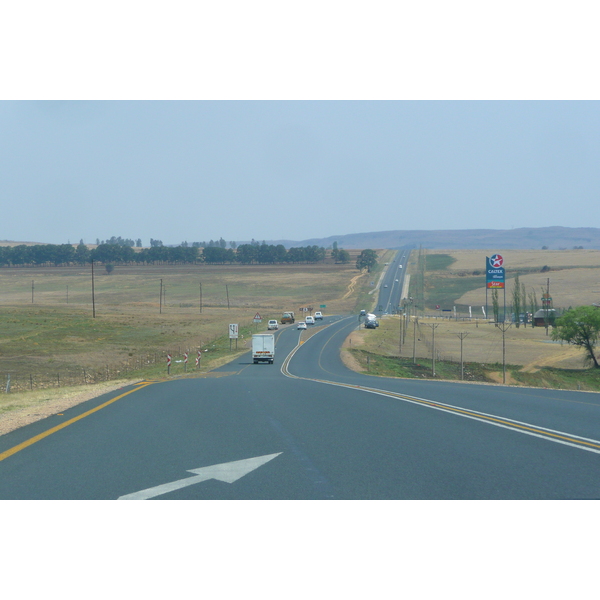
[423,323,439,377]
[544,277,551,336]
[160,279,163,314]
[199,282,203,313]
[91,259,96,318]
[412,317,418,364]
[226,285,230,309]
[398,312,403,356]
[495,322,511,384]
[456,332,469,380]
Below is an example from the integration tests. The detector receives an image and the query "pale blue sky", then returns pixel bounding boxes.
[1,100,598,246]
[2,4,599,247]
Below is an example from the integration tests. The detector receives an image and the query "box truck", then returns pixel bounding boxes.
[252,334,275,364]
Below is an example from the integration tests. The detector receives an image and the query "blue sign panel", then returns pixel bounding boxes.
[486,255,505,289]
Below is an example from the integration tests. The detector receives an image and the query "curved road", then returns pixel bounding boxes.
[1,297,600,499]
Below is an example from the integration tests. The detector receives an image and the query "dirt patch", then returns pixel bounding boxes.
[520,345,583,372]
[487,371,518,385]
[0,379,141,437]
[343,273,367,300]
[340,348,365,373]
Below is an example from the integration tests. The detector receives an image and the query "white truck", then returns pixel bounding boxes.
[252,334,275,364]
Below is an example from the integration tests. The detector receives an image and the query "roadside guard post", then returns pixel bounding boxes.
[167,353,172,374]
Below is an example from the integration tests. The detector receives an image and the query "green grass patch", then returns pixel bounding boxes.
[425,254,456,271]
[348,348,600,391]
[508,366,600,391]
[423,275,487,311]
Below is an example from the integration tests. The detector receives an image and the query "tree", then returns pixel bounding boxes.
[338,249,350,264]
[331,241,339,261]
[356,249,378,272]
[552,306,600,368]
[528,289,538,317]
[492,288,500,323]
[511,274,521,327]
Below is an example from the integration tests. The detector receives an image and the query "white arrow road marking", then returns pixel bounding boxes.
[118,453,282,500]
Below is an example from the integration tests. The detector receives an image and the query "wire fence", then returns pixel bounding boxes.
[0,345,226,394]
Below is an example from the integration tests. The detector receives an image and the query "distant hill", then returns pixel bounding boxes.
[6,226,600,251]
[271,227,600,250]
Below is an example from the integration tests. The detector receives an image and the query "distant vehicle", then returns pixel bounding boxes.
[267,320,279,330]
[359,310,367,316]
[281,311,295,324]
[305,316,315,325]
[314,311,323,320]
[252,334,275,364]
[384,284,388,288]
[395,279,399,282]
[398,265,403,268]
[365,320,378,329]
[297,321,307,330]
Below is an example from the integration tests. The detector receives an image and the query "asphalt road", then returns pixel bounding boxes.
[2,278,600,499]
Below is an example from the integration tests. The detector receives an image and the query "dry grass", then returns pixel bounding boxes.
[354,314,587,371]
[425,249,600,309]
[0,379,140,436]
[0,258,387,433]
[433,248,600,271]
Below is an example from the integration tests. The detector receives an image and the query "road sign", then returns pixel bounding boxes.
[253,312,262,323]
[166,354,172,366]
[184,352,188,363]
[196,350,201,366]
[320,305,326,308]
[486,255,505,289]
[229,324,239,339]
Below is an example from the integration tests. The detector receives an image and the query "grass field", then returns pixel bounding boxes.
[408,248,600,313]
[343,315,600,391]
[0,255,394,394]
[2,246,599,435]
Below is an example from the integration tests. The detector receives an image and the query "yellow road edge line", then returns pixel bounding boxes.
[0,383,156,463]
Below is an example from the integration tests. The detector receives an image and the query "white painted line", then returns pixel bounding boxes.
[118,452,282,500]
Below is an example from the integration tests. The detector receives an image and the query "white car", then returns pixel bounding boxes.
[297,321,307,330]
[267,320,279,330]
[314,311,323,320]
[305,316,315,325]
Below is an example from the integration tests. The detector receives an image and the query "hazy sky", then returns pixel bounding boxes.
[1,100,599,246]
[2,4,598,247]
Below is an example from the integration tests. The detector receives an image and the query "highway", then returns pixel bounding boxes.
[1,254,600,499]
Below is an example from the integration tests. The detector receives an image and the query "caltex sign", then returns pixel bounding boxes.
[486,254,505,289]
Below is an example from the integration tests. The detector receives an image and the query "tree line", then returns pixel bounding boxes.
[0,242,348,267]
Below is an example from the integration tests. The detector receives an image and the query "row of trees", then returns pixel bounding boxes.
[0,242,339,266]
